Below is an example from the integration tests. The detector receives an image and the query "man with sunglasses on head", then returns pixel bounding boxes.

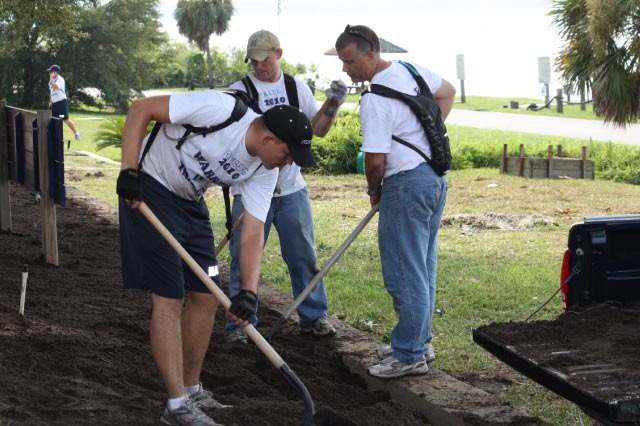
[335,25,456,379]
[223,29,348,344]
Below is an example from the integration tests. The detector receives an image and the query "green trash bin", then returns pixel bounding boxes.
[357,152,365,175]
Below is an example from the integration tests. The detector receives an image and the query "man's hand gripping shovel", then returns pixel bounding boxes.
[138,202,357,426]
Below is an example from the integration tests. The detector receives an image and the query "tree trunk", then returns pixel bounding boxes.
[205,44,214,89]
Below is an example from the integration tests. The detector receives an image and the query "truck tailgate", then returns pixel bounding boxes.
[473,304,640,423]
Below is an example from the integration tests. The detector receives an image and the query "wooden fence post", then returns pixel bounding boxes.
[547,145,554,178]
[37,110,58,266]
[518,144,524,177]
[581,146,588,179]
[0,100,10,231]
[501,144,508,174]
[557,144,563,157]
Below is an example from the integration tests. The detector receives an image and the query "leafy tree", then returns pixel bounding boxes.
[0,0,84,106]
[64,0,169,112]
[0,0,172,111]
[551,0,640,125]
[174,0,234,88]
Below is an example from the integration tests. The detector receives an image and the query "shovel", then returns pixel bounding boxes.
[138,202,357,426]
[269,203,379,340]
[215,214,242,256]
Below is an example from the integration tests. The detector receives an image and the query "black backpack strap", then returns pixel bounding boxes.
[175,91,249,150]
[283,74,299,109]
[241,76,262,113]
[138,121,163,172]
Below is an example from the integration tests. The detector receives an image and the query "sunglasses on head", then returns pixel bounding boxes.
[344,25,373,51]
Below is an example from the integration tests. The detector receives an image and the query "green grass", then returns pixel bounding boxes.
[53,100,640,425]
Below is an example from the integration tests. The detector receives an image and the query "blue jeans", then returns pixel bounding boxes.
[225,187,329,330]
[379,163,447,364]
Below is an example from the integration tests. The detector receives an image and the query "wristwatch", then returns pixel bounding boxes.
[366,187,381,196]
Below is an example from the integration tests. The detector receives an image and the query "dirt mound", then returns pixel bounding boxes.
[442,212,557,232]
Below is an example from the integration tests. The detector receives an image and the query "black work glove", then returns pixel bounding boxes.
[116,168,143,201]
[229,290,258,323]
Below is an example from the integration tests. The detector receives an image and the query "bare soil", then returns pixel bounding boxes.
[475,304,640,409]
[0,183,430,426]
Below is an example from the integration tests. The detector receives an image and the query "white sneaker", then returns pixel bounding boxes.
[376,342,435,363]
[75,132,81,140]
[368,356,428,379]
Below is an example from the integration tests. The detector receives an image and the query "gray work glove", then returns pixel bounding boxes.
[325,79,348,105]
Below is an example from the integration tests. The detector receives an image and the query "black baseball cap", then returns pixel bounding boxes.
[47,64,61,73]
[262,105,316,168]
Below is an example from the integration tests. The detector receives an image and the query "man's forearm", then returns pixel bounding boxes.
[238,214,265,294]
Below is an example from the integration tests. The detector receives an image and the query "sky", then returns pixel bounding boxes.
[158,0,565,99]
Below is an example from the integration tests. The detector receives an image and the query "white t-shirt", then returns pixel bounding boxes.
[360,61,443,178]
[139,90,278,222]
[229,72,318,197]
[49,75,67,103]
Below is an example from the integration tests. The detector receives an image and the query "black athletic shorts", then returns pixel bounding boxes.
[51,99,69,120]
[118,173,221,299]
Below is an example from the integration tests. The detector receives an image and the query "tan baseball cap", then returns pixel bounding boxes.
[244,30,280,63]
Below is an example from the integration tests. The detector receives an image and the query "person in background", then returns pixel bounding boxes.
[334,24,456,379]
[47,64,80,140]
[117,87,317,425]
[224,29,348,343]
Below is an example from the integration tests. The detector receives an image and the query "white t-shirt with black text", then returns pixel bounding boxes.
[139,89,278,222]
[229,72,319,197]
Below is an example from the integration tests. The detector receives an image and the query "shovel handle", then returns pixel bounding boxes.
[215,214,243,256]
[270,203,380,337]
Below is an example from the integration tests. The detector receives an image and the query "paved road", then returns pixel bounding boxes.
[446,109,640,146]
[143,92,640,146]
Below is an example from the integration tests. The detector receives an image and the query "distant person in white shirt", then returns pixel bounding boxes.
[47,64,80,140]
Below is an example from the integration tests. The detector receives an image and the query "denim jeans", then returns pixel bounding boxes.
[225,187,329,330]
[378,163,447,364]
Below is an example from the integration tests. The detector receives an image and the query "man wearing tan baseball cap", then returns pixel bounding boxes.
[244,30,281,63]
[226,29,349,344]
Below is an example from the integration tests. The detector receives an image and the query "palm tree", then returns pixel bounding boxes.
[550,0,640,126]
[174,0,234,88]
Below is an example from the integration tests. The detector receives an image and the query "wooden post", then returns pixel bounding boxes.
[581,146,588,179]
[460,80,466,103]
[547,145,554,178]
[557,144,563,157]
[556,88,564,113]
[501,144,508,173]
[518,144,524,177]
[37,110,58,266]
[0,100,11,231]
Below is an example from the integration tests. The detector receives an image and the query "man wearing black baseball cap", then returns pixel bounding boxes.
[116,89,316,426]
[262,105,315,168]
[47,64,81,140]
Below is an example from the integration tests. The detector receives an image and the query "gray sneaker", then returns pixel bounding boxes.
[160,398,223,426]
[377,342,435,363]
[225,327,248,344]
[368,356,428,379]
[191,386,232,413]
[300,318,336,337]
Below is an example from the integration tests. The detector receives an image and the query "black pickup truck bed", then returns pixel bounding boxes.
[473,215,640,425]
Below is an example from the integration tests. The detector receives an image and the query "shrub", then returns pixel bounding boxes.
[311,110,362,174]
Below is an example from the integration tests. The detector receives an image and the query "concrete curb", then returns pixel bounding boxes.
[259,283,545,426]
